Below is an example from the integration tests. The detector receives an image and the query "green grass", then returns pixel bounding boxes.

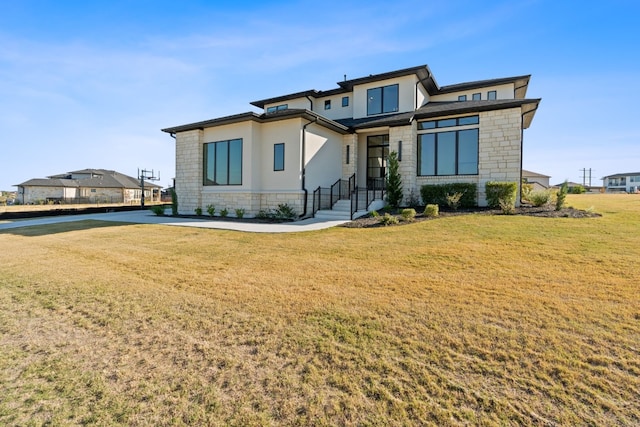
[0,194,639,426]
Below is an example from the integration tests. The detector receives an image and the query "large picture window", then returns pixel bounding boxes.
[417,118,479,176]
[203,138,242,185]
[367,84,399,116]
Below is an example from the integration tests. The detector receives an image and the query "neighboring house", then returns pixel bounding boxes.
[162,64,541,218]
[602,172,640,193]
[522,169,551,191]
[15,169,162,204]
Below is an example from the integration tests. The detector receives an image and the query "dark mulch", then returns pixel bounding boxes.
[340,205,601,228]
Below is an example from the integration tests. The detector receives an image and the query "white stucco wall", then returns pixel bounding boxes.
[429,83,515,103]
[352,75,419,119]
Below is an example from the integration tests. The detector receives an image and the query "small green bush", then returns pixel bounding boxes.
[528,190,552,207]
[401,208,416,222]
[194,207,202,216]
[256,209,272,219]
[206,204,216,216]
[150,205,165,216]
[220,208,228,218]
[424,204,439,217]
[485,181,517,209]
[379,213,399,226]
[569,184,586,194]
[556,181,568,211]
[170,188,178,215]
[370,210,380,218]
[404,189,421,208]
[421,183,477,208]
[275,203,296,220]
[445,192,463,211]
[235,208,245,219]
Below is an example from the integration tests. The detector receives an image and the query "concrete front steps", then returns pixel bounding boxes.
[314,199,385,221]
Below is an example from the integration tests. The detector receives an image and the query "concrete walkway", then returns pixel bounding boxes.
[0,209,350,233]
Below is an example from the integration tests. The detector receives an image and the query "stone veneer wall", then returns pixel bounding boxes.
[199,191,305,217]
[175,129,203,215]
[412,107,523,207]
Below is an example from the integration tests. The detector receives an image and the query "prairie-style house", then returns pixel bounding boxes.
[602,172,640,193]
[16,169,162,205]
[162,64,540,218]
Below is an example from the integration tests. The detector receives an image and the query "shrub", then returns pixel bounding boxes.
[499,198,516,215]
[150,205,165,216]
[556,181,568,211]
[220,208,228,218]
[569,184,586,194]
[275,203,296,220]
[485,181,517,209]
[370,210,380,218]
[404,189,421,208]
[379,213,399,226]
[445,192,463,211]
[521,181,533,201]
[385,151,403,209]
[420,183,477,208]
[528,190,552,207]
[206,204,216,216]
[170,188,178,215]
[194,207,202,216]
[235,208,245,219]
[401,208,416,222]
[256,209,272,219]
[424,204,439,217]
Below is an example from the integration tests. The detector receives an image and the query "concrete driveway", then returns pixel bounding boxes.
[0,210,349,233]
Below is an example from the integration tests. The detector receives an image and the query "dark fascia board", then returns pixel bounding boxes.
[337,64,434,91]
[161,109,350,135]
[250,87,349,109]
[250,65,437,108]
[437,75,531,97]
[347,99,541,130]
[602,172,640,179]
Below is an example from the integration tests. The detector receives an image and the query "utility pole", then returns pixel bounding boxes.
[138,168,160,208]
[580,168,593,187]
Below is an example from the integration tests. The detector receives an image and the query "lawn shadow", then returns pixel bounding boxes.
[0,220,136,237]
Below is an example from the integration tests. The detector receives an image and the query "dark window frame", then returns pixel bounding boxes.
[472,93,481,100]
[203,138,243,186]
[266,104,288,113]
[458,95,467,101]
[367,84,399,116]
[342,96,349,107]
[324,100,331,110]
[487,90,497,100]
[417,117,479,177]
[274,143,285,171]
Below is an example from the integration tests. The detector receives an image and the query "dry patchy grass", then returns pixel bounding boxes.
[0,194,639,426]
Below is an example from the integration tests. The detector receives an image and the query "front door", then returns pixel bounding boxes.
[367,134,389,189]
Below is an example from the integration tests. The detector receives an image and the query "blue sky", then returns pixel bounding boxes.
[1,0,638,191]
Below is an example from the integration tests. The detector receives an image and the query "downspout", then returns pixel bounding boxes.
[519,105,538,205]
[300,117,318,218]
[305,94,314,112]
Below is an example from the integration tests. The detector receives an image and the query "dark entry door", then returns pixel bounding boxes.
[367,134,389,189]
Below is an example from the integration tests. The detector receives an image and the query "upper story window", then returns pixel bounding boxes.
[324,100,331,110]
[342,96,349,107]
[203,138,243,185]
[458,95,467,101]
[367,84,399,116]
[472,93,481,101]
[487,90,497,100]
[266,104,288,114]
